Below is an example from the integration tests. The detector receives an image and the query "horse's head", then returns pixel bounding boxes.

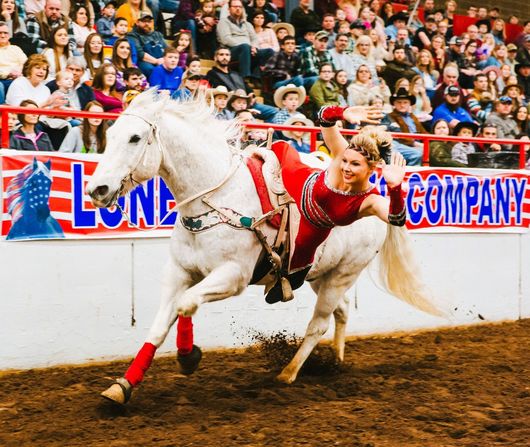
[86,90,168,208]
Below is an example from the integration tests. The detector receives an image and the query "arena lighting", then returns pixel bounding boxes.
[0,105,528,169]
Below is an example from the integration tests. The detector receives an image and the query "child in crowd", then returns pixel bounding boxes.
[283,114,313,154]
[55,70,82,126]
[207,85,231,120]
[195,0,217,58]
[271,83,306,125]
[226,89,254,117]
[10,99,54,151]
[105,17,129,45]
[173,31,194,69]
[148,46,184,95]
[451,121,479,165]
[122,67,146,92]
[96,0,117,40]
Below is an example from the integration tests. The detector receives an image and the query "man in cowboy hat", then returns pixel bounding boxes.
[515,61,530,100]
[381,87,426,166]
[384,11,408,42]
[207,85,231,120]
[432,85,475,130]
[262,35,303,89]
[271,83,307,125]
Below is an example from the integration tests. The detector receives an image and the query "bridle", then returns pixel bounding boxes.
[111,111,243,231]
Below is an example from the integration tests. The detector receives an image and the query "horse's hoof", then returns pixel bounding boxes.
[276,371,296,385]
[177,345,203,375]
[101,377,132,404]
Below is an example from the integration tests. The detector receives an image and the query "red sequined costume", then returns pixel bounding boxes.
[271,141,380,271]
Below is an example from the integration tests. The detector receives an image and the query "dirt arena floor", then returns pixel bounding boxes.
[1,319,529,447]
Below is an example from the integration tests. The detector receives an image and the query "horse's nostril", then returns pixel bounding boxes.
[94,185,109,198]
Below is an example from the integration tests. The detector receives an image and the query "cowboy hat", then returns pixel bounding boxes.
[388,11,408,24]
[273,83,306,109]
[390,87,416,105]
[227,89,252,107]
[282,114,314,139]
[206,85,230,100]
[501,82,524,96]
[272,22,295,37]
[453,121,479,136]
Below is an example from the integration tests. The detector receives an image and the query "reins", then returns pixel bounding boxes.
[114,112,243,231]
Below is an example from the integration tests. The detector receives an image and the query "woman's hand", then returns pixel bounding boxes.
[382,151,406,188]
[343,105,384,125]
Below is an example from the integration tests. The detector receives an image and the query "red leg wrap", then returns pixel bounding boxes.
[124,342,157,387]
[177,316,194,355]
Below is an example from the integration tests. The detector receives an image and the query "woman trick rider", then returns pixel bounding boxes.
[266,105,408,304]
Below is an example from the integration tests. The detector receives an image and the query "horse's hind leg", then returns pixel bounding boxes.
[101,259,192,404]
[276,275,350,384]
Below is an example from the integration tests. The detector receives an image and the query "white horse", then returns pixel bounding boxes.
[86,91,442,404]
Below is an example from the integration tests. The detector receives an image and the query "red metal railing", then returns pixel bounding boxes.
[0,105,528,169]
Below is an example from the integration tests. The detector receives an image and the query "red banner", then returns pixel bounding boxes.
[1,151,529,240]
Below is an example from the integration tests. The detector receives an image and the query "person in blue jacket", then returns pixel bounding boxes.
[432,85,476,131]
[148,47,184,95]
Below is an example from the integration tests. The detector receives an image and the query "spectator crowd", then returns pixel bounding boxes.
[0,0,528,167]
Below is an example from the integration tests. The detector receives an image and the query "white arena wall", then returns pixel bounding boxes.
[1,231,529,370]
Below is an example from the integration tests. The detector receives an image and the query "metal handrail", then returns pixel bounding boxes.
[0,105,527,169]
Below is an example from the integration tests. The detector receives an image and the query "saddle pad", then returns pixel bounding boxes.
[246,156,282,228]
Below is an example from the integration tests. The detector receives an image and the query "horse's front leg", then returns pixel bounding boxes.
[277,274,351,384]
[101,259,192,404]
[332,293,352,363]
[175,261,248,316]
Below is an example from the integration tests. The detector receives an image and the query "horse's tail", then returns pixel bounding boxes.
[377,225,446,317]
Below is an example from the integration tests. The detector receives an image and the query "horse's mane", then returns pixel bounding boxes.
[6,160,51,223]
[127,90,242,152]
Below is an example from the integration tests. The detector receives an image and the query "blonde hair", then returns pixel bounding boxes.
[356,125,393,165]
[348,132,381,166]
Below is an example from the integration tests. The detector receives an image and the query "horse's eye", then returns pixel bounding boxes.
[129,134,141,144]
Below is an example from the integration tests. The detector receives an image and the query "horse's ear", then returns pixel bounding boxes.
[33,158,38,169]
[45,159,51,170]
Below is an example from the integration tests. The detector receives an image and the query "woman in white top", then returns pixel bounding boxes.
[347,63,389,106]
[6,54,67,107]
[42,26,70,81]
[59,100,108,153]
[70,4,95,52]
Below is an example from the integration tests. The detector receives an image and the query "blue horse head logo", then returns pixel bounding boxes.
[5,158,65,240]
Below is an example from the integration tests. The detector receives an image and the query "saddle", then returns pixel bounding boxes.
[242,144,300,301]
